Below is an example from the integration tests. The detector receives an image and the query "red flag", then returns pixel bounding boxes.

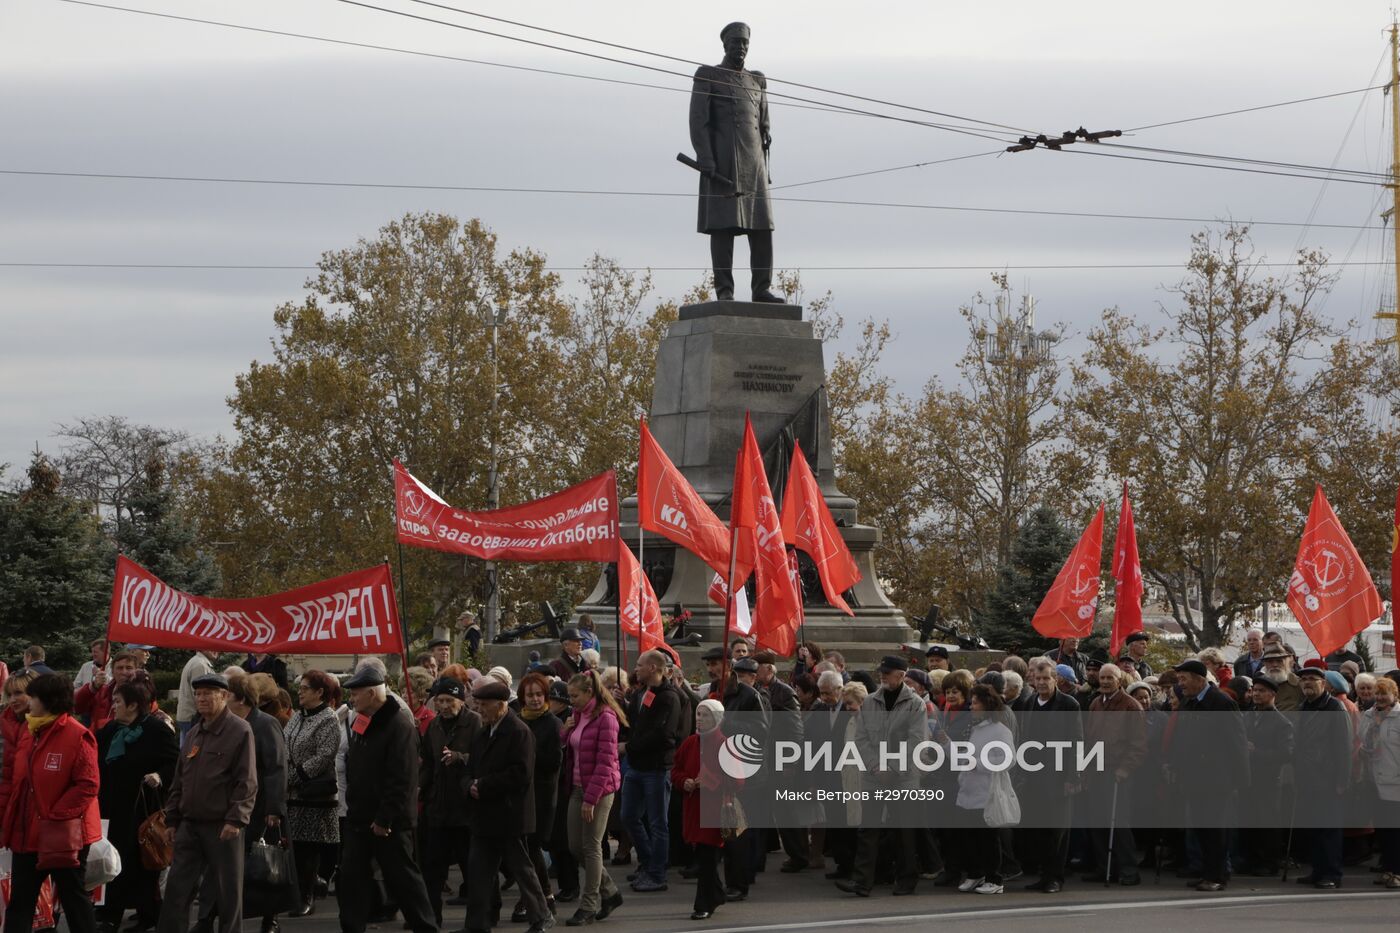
[616,539,664,654]
[1032,504,1105,640]
[1287,485,1382,659]
[730,416,802,656]
[637,420,739,578]
[780,441,861,615]
[1110,482,1143,657]
[1392,486,1400,666]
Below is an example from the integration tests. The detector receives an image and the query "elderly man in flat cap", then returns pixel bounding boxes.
[835,656,924,898]
[337,667,437,933]
[1293,666,1352,889]
[689,21,785,304]
[463,678,554,933]
[420,677,481,929]
[157,673,257,933]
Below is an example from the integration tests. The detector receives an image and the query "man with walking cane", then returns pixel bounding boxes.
[1083,665,1145,886]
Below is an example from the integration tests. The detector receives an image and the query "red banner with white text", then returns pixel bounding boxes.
[395,460,618,562]
[108,556,406,655]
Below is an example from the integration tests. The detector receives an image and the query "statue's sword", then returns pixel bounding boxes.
[675,153,741,194]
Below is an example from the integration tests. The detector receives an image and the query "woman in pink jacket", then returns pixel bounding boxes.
[561,670,628,926]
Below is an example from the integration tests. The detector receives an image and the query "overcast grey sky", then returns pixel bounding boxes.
[2,0,1395,477]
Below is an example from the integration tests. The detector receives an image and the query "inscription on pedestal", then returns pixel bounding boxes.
[734,364,803,394]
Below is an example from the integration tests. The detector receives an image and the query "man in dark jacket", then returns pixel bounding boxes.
[158,673,256,933]
[550,629,590,682]
[1168,660,1249,891]
[420,677,481,927]
[337,668,436,933]
[1294,666,1352,888]
[1240,676,1294,875]
[754,650,811,873]
[623,650,685,892]
[1015,658,1083,893]
[464,679,553,933]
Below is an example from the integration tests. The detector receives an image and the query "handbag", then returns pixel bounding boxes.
[243,829,301,918]
[35,818,83,871]
[293,767,337,801]
[982,769,1022,828]
[136,787,173,870]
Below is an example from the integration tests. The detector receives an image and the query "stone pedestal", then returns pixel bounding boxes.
[574,301,912,669]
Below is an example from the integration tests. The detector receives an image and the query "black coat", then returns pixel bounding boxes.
[1171,685,1250,793]
[420,708,481,827]
[1295,693,1352,806]
[96,715,180,851]
[524,711,562,835]
[465,710,536,837]
[1010,691,1083,811]
[345,695,419,831]
[246,706,288,828]
[626,681,685,771]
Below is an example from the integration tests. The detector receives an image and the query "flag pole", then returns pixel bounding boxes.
[722,525,739,692]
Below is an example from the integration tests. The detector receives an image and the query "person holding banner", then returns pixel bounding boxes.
[157,673,257,933]
[75,650,142,733]
[0,673,102,933]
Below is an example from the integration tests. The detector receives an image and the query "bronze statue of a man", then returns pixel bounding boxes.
[689,22,785,303]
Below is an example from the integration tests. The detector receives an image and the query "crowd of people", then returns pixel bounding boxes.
[0,623,1398,933]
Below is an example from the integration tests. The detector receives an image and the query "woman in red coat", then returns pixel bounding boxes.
[671,699,727,921]
[0,673,102,933]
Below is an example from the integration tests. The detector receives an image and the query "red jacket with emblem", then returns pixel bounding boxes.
[0,713,102,852]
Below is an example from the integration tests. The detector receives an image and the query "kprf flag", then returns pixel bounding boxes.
[1032,504,1105,639]
[108,556,406,656]
[780,441,860,615]
[637,420,741,579]
[1392,485,1400,662]
[395,461,617,562]
[730,415,802,656]
[1110,482,1143,657]
[617,539,664,654]
[1287,485,1382,658]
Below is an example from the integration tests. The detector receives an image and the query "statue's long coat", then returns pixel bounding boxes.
[689,64,774,233]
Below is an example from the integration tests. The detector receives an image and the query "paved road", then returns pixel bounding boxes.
[274,864,1400,933]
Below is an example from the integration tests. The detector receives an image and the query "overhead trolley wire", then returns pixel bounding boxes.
[2,167,1388,231]
[394,0,1036,134]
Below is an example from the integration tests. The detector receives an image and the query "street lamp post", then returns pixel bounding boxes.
[482,304,502,644]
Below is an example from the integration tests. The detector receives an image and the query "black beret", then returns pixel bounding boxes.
[926,645,949,658]
[877,655,908,673]
[428,677,465,700]
[1125,632,1150,645]
[1252,675,1280,693]
[472,680,511,701]
[191,672,228,690]
[1173,660,1208,678]
[701,646,726,662]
